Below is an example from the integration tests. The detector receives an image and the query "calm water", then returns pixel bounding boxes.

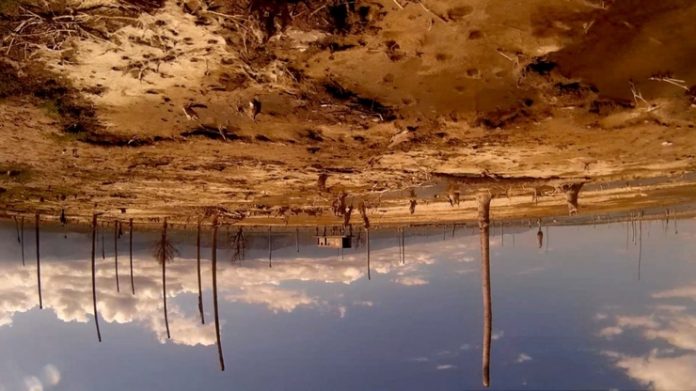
[0,218,694,390]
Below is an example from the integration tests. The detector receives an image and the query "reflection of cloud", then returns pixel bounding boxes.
[492,331,504,340]
[653,285,696,301]
[600,281,696,390]
[516,353,532,363]
[393,276,429,286]
[0,227,482,346]
[224,286,318,313]
[436,364,455,370]
[23,376,43,391]
[606,351,696,391]
[42,365,60,386]
[598,326,622,338]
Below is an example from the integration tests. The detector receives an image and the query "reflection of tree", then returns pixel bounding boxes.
[536,219,543,249]
[20,217,25,266]
[211,216,225,371]
[91,214,102,342]
[558,183,584,215]
[478,192,492,388]
[114,221,120,293]
[229,227,245,263]
[154,219,178,339]
[197,220,205,325]
[129,218,135,295]
[35,212,43,309]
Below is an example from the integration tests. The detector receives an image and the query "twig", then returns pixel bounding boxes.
[417,1,447,23]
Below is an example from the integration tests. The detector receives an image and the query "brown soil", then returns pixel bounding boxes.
[1,0,695,226]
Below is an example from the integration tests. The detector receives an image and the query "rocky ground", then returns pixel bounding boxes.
[1,0,695,226]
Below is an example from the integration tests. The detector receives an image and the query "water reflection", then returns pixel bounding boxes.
[0,207,695,389]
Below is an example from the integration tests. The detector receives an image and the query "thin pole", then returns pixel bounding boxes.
[212,217,225,371]
[101,223,105,259]
[638,216,643,281]
[129,219,135,295]
[197,220,205,324]
[114,221,120,293]
[35,212,42,309]
[91,214,102,342]
[162,220,170,339]
[366,228,371,280]
[21,217,25,266]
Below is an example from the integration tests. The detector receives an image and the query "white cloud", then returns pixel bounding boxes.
[516,353,532,363]
[598,326,623,339]
[436,364,456,370]
[23,376,43,391]
[393,276,429,286]
[41,365,60,386]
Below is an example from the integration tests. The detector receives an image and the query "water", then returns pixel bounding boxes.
[0,218,694,390]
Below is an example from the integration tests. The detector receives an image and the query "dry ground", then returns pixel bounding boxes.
[1,0,695,226]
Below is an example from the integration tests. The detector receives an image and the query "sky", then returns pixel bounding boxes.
[0,218,694,390]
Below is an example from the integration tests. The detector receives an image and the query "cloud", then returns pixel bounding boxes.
[0,227,483,346]
[516,353,532,363]
[393,276,429,286]
[599,281,696,390]
[436,364,456,370]
[607,351,696,391]
[23,376,43,391]
[41,365,60,386]
[598,326,623,338]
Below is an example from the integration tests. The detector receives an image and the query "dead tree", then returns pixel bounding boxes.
[129,219,135,295]
[211,216,225,371]
[114,221,120,293]
[197,220,205,324]
[477,192,493,388]
[154,219,178,339]
[35,212,43,309]
[91,214,102,342]
[558,183,584,215]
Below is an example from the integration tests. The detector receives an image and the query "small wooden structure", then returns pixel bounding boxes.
[315,225,353,249]
[316,235,352,248]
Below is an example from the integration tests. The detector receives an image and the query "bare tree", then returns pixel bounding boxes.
[197,220,205,324]
[91,214,102,342]
[268,225,272,268]
[477,192,493,388]
[114,221,120,293]
[35,212,43,309]
[365,227,371,280]
[229,227,245,263]
[129,219,135,295]
[20,217,25,266]
[154,219,178,339]
[211,216,225,371]
[558,183,584,215]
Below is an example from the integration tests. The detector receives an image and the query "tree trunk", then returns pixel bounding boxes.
[91,214,102,342]
[35,212,42,309]
[268,226,272,268]
[21,217,25,266]
[114,221,120,292]
[162,220,170,339]
[366,228,371,280]
[212,217,225,371]
[478,192,492,388]
[197,220,205,324]
[129,219,135,295]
